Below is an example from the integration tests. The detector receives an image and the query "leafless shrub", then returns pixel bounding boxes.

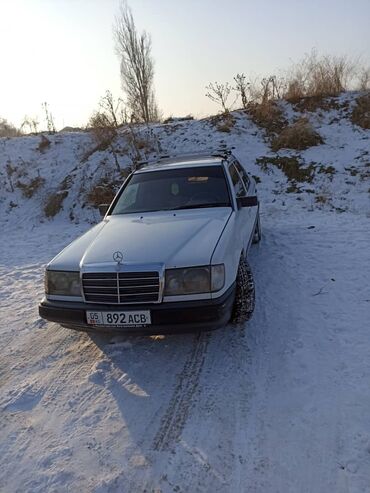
[233,74,249,109]
[86,91,129,169]
[42,102,56,133]
[86,115,121,171]
[233,73,283,109]
[284,50,357,101]
[271,118,324,151]
[44,191,68,218]
[351,93,370,129]
[16,176,45,198]
[88,112,117,148]
[114,1,160,123]
[21,115,39,134]
[358,68,370,91]
[99,90,127,128]
[125,125,158,163]
[260,76,284,104]
[0,118,20,137]
[206,82,234,113]
[86,178,118,208]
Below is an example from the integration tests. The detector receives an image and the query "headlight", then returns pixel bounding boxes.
[164,265,224,296]
[45,271,81,296]
[211,264,225,291]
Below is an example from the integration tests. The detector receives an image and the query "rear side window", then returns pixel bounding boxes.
[234,162,250,190]
[228,164,246,198]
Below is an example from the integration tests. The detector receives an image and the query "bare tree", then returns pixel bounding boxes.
[205,81,233,112]
[99,90,127,128]
[114,1,159,123]
[233,73,249,108]
[42,102,56,133]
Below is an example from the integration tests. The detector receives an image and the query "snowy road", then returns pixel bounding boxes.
[1,209,370,493]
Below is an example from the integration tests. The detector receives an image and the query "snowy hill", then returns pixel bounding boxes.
[0,92,369,492]
[1,91,369,230]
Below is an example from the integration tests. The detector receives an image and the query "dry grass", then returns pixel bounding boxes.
[246,101,286,135]
[16,176,45,198]
[317,165,336,181]
[290,95,341,113]
[86,178,118,208]
[256,156,316,183]
[44,191,68,218]
[271,118,324,151]
[88,112,117,150]
[210,112,236,133]
[315,194,330,205]
[284,51,356,101]
[0,118,20,137]
[351,93,370,129]
[127,132,153,150]
[83,109,122,168]
[37,135,51,152]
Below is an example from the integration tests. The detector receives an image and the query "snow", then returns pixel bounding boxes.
[0,92,370,492]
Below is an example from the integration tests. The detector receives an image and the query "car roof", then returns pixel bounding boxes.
[135,154,225,173]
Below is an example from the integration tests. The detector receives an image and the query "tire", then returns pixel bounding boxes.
[252,211,261,244]
[230,256,255,326]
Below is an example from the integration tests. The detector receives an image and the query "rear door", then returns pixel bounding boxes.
[228,162,254,254]
[234,161,258,245]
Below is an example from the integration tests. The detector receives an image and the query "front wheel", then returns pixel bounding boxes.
[230,256,255,326]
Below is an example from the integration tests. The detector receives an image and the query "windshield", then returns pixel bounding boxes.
[111,165,231,215]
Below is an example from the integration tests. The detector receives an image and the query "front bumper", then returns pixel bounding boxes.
[38,283,236,335]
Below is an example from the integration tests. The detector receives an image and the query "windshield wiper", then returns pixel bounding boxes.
[113,203,230,215]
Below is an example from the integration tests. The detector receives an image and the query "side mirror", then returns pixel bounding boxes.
[237,196,258,208]
[98,204,109,217]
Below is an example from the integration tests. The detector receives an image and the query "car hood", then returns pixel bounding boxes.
[49,208,232,271]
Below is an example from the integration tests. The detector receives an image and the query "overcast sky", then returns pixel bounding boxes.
[1,0,369,129]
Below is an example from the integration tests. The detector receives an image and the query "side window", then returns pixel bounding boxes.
[228,164,246,198]
[234,162,250,190]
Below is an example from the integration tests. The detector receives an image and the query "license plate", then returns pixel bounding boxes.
[86,310,151,327]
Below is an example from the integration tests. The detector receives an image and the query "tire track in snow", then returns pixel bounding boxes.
[152,331,210,452]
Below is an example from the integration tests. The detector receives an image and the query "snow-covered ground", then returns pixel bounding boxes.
[0,92,369,492]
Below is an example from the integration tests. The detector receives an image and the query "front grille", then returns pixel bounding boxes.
[82,271,160,304]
